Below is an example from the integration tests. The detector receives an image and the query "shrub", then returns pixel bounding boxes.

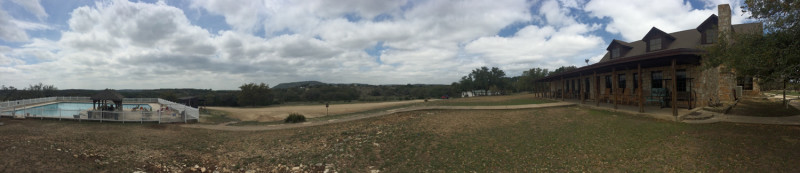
[284,113,306,123]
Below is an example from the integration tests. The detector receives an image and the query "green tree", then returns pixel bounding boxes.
[453,66,510,94]
[704,0,800,106]
[549,66,577,76]
[515,67,550,92]
[238,82,273,107]
[159,91,178,102]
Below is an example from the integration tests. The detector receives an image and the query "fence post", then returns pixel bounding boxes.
[122,112,125,124]
[159,111,161,124]
[59,109,62,121]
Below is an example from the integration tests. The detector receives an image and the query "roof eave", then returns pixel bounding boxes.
[536,48,704,82]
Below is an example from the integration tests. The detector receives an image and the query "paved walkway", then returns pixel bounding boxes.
[180,102,576,131]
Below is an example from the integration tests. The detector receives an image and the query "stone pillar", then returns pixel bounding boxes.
[718,68,737,102]
[595,71,599,106]
[638,64,644,113]
[718,4,732,41]
[613,68,618,109]
[672,59,678,117]
[561,77,565,101]
[715,4,736,103]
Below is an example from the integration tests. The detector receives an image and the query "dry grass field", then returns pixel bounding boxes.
[206,100,424,122]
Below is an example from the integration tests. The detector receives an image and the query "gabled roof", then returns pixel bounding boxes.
[540,14,763,82]
[598,27,701,63]
[642,27,676,40]
[606,39,633,51]
[91,89,124,101]
[696,14,719,32]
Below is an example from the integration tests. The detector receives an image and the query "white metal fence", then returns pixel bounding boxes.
[0,97,199,123]
[158,98,199,122]
[124,98,159,103]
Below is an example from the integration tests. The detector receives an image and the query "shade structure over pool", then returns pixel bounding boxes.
[91,89,124,111]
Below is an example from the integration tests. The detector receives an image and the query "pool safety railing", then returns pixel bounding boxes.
[0,97,199,123]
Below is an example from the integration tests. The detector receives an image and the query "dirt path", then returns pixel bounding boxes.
[180,102,576,131]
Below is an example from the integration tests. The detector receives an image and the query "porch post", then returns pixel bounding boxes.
[638,63,644,113]
[580,73,585,104]
[613,67,618,109]
[671,58,678,117]
[595,71,599,106]
[561,77,565,101]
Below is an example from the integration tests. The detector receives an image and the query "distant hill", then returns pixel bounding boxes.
[272,81,326,89]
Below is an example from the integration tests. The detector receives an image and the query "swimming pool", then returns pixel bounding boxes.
[5,102,152,118]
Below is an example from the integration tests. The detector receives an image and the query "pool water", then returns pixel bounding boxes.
[6,102,152,118]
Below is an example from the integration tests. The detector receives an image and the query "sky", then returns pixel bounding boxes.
[0,0,753,90]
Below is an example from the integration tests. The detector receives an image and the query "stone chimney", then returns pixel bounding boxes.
[718,4,732,41]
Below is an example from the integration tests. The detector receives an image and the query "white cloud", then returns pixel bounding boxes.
[10,0,48,20]
[0,0,51,42]
[585,0,749,41]
[0,8,29,42]
[465,0,604,74]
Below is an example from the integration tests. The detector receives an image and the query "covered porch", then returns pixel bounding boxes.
[535,48,705,119]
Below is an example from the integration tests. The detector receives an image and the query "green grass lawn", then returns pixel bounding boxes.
[2,106,799,172]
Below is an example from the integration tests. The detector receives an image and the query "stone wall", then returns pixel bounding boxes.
[698,65,720,106]
[717,66,737,102]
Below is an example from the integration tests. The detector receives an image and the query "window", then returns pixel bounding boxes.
[572,80,576,91]
[651,71,663,88]
[611,48,620,58]
[737,76,754,90]
[618,74,626,89]
[649,38,662,51]
[676,70,687,92]
[633,73,639,89]
[605,75,612,89]
[705,30,716,44]
[584,78,590,93]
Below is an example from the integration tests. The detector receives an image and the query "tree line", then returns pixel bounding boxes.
[0,82,460,107]
[451,66,575,95]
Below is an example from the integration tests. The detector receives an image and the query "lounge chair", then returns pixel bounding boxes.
[646,88,668,108]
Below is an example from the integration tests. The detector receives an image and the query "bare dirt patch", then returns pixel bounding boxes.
[207,100,424,122]
[728,99,800,117]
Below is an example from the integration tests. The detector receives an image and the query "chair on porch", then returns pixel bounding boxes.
[628,89,641,106]
[601,88,611,103]
[556,89,562,98]
[646,88,668,108]
[612,88,621,104]
[565,90,573,99]
[675,91,696,109]
[573,89,580,99]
